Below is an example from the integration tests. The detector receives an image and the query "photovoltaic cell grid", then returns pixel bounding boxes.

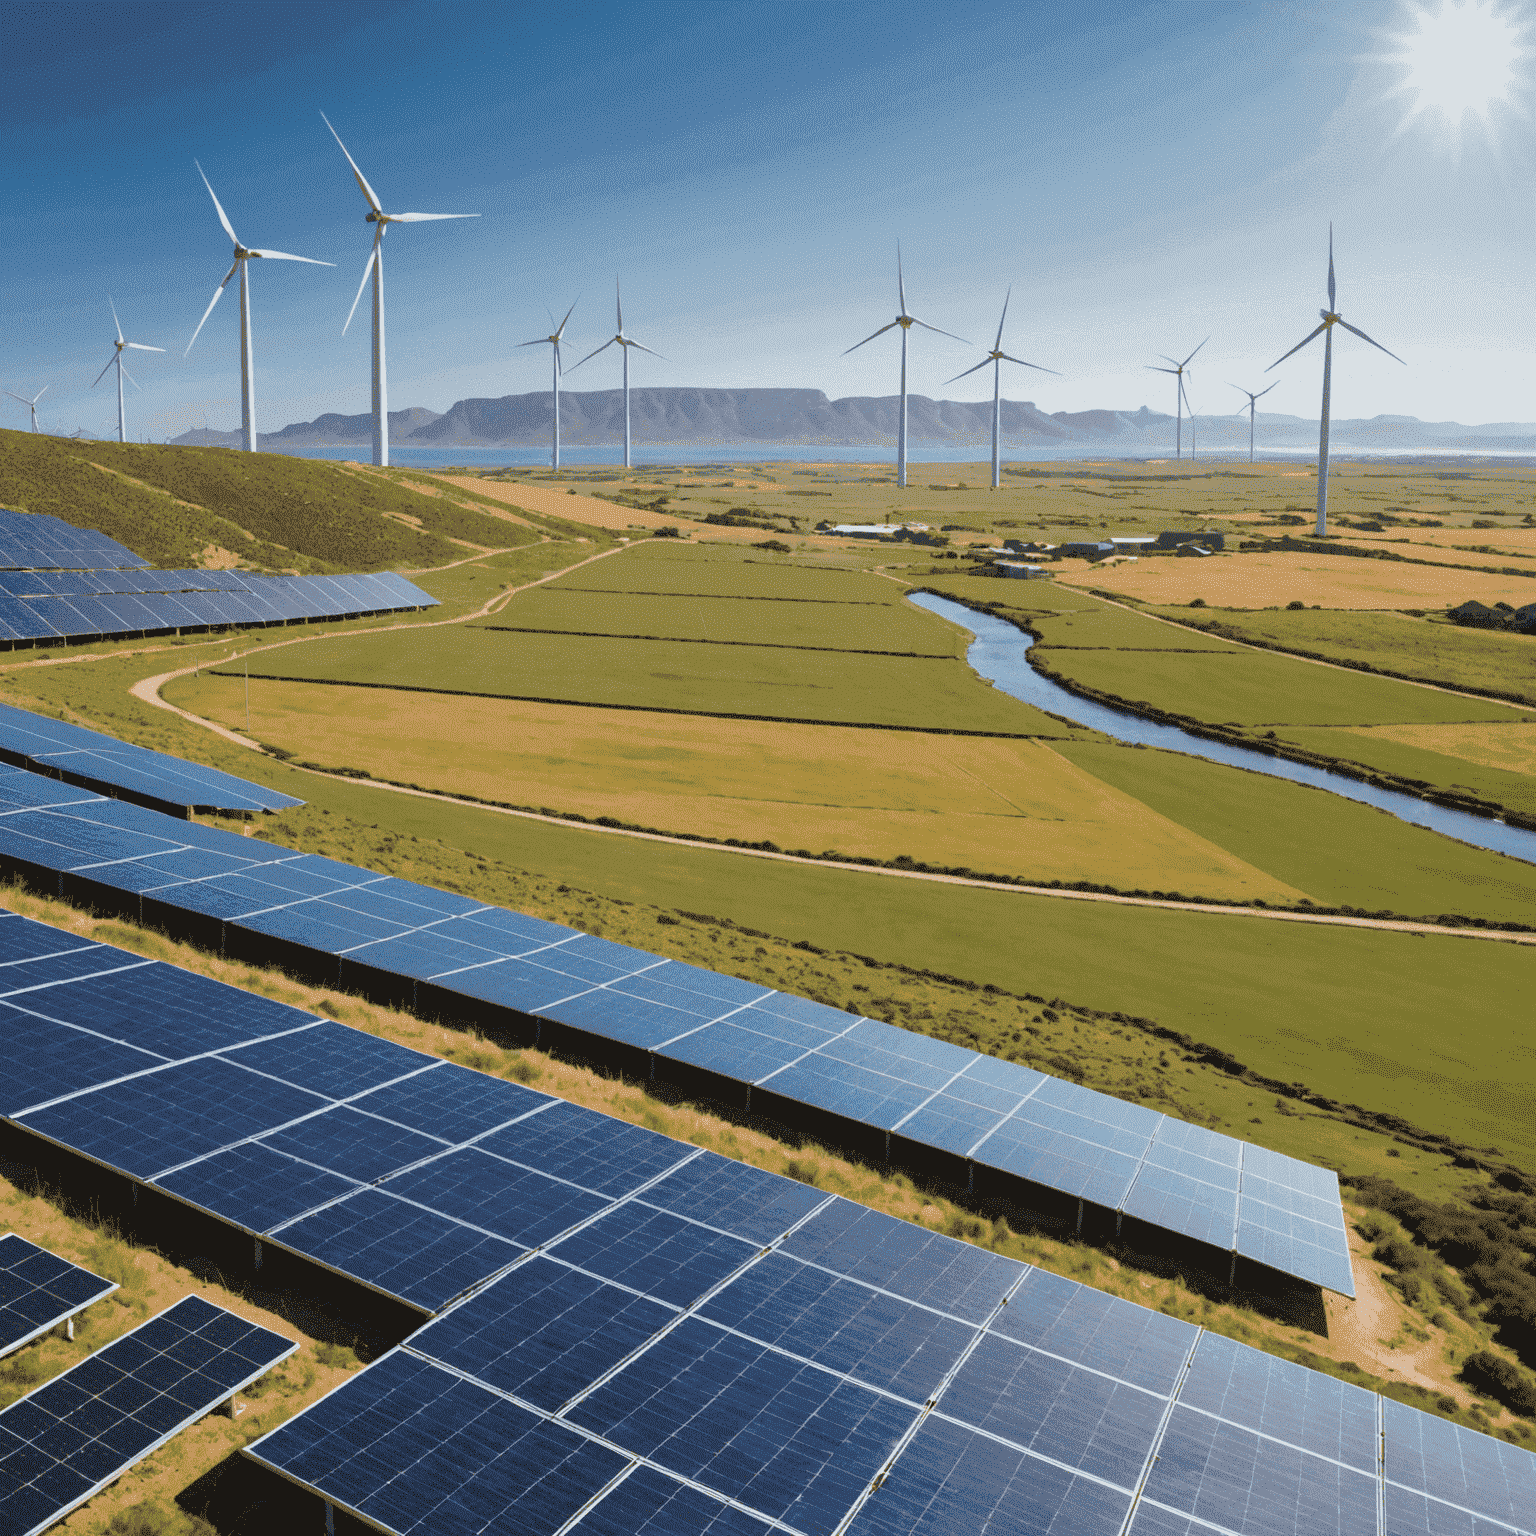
[0,778,1355,1297]
[0,701,302,814]
[0,508,144,572]
[0,1235,117,1359]
[0,563,435,645]
[0,909,1525,1536]
[0,1293,295,1536]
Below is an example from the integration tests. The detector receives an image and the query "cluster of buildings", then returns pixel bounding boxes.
[979,529,1226,579]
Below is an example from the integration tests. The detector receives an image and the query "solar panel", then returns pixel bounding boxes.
[0,1235,117,1358]
[0,1293,295,1536]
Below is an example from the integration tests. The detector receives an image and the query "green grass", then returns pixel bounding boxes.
[549,541,911,599]
[475,584,964,654]
[1147,605,1536,707]
[0,431,535,572]
[1036,646,1535,728]
[1055,739,1536,923]
[911,572,1129,613]
[1030,606,1242,651]
[220,625,1072,733]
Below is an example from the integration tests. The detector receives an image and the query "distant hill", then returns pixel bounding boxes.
[170,390,1536,450]
[0,429,535,571]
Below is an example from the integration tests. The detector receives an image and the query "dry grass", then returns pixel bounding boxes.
[1057,551,1536,609]
[1332,720,1536,777]
[166,675,1305,902]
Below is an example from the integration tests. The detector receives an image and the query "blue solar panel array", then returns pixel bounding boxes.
[0,907,1526,1536]
[0,563,435,645]
[0,1293,296,1536]
[0,701,301,816]
[0,508,144,572]
[0,1234,117,1359]
[0,774,1355,1296]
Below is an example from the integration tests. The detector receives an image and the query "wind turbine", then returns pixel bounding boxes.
[519,300,578,470]
[184,161,332,454]
[1146,338,1206,460]
[5,386,47,433]
[945,288,1059,490]
[322,112,479,467]
[567,281,663,470]
[845,250,967,489]
[92,300,163,444]
[1230,381,1278,464]
[1267,225,1404,537]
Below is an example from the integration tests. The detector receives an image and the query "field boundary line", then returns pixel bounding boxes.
[252,761,1536,945]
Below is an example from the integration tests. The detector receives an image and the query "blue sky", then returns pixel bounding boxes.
[4,0,1533,439]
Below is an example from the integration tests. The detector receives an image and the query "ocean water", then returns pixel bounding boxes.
[266,442,1536,469]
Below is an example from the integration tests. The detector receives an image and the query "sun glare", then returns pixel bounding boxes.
[1389,0,1527,133]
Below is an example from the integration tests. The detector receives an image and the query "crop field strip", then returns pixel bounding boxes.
[0,698,301,816]
[0,1234,117,1359]
[0,1291,296,1536]
[0,909,1523,1536]
[0,780,1351,1296]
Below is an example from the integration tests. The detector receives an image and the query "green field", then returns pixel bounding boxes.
[222,625,1072,733]
[549,542,909,599]
[1029,606,1243,651]
[476,583,963,654]
[1149,605,1536,706]
[1037,646,1534,728]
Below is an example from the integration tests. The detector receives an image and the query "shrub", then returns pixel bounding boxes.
[103,1500,217,1536]
[1287,600,1306,610]
[1188,597,1206,608]
[1461,1351,1536,1418]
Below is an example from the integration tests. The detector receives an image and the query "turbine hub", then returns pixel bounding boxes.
[1321,309,1339,324]
[366,210,382,224]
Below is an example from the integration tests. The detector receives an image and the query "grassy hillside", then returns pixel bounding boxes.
[0,431,537,571]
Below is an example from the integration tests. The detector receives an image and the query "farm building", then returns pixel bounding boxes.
[1058,540,1116,561]
[994,562,1052,580]
[1155,530,1225,551]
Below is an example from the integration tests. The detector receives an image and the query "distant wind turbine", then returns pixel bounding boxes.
[184,162,332,454]
[845,249,968,489]
[1146,338,1206,460]
[945,288,1059,490]
[1230,381,1278,464]
[322,112,479,467]
[519,300,578,470]
[567,281,664,470]
[92,300,163,444]
[1267,225,1404,537]
[5,386,48,433]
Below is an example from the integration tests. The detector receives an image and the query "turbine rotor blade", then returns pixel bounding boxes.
[1266,321,1329,371]
[247,248,334,265]
[125,343,164,352]
[1336,318,1406,364]
[194,159,240,246]
[568,337,617,371]
[391,211,479,222]
[998,353,1060,374]
[186,263,239,354]
[1146,365,1179,374]
[91,355,116,388]
[120,363,140,391]
[897,243,907,316]
[556,298,577,337]
[4,392,29,405]
[942,357,994,385]
[909,317,970,345]
[321,111,383,214]
[1181,336,1210,367]
[1327,222,1336,311]
[517,337,550,348]
[109,297,123,344]
[343,234,380,336]
[993,286,1010,353]
[616,277,623,333]
[626,340,665,360]
[842,319,900,355]
[1255,381,1279,399]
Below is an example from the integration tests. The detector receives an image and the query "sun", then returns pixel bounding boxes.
[1387,0,1528,134]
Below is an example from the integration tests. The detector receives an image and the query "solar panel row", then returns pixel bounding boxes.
[0,1294,296,1536]
[0,775,1354,1297]
[0,509,143,573]
[0,908,1525,1536]
[0,568,435,645]
[0,701,302,815]
[0,1235,117,1359]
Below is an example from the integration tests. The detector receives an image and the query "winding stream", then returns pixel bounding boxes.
[909,590,1536,869]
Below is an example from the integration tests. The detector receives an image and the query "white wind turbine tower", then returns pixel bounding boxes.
[92,300,164,443]
[5,387,48,433]
[322,112,479,467]
[1146,338,1206,460]
[944,289,1059,490]
[1230,381,1277,464]
[845,249,967,489]
[519,300,578,470]
[185,162,332,453]
[568,281,664,470]
[1268,225,1404,537]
